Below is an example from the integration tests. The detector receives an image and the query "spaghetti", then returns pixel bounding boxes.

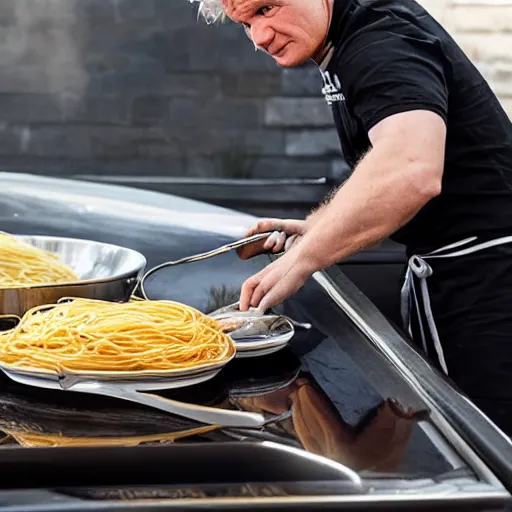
[0,298,235,373]
[0,234,79,288]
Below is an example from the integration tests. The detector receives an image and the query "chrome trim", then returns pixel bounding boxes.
[261,442,363,487]
[72,175,329,187]
[95,491,511,506]
[313,266,512,490]
[419,421,466,470]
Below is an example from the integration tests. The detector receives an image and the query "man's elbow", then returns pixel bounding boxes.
[421,169,442,200]
[409,162,443,203]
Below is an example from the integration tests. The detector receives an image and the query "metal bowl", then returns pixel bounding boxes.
[0,235,147,317]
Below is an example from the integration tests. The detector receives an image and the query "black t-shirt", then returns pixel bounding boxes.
[320,0,512,254]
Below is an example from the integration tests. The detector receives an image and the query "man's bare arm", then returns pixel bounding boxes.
[297,110,446,268]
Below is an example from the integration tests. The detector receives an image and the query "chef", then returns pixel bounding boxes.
[189,0,512,435]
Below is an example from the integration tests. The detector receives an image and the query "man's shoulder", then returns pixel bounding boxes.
[340,0,439,49]
[327,0,446,75]
[322,0,452,118]
[350,0,433,28]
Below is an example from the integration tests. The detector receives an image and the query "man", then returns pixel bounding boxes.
[189,0,512,435]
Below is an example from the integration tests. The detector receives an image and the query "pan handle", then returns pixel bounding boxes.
[137,232,272,300]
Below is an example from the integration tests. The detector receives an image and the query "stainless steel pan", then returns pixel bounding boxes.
[0,235,146,316]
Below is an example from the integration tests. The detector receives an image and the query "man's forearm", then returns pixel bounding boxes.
[305,185,340,228]
[299,144,442,270]
[305,169,354,229]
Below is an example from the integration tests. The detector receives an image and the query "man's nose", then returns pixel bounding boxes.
[250,21,274,50]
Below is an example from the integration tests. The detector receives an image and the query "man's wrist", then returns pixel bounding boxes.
[296,237,329,274]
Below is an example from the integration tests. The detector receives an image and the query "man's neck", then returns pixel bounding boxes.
[312,0,335,64]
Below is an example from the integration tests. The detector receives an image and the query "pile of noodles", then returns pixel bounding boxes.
[0,234,79,288]
[0,298,235,373]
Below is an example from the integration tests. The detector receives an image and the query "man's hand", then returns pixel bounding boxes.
[237,218,307,260]
[239,243,317,312]
[238,110,446,311]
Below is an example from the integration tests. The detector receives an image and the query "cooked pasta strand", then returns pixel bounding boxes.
[0,298,235,373]
[0,234,79,287]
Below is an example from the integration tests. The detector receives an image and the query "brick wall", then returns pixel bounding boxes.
[0,0,509,181]
[0,0,339,180]
[420,0,512,116]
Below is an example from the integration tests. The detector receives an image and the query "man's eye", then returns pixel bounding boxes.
[257,6,273,15]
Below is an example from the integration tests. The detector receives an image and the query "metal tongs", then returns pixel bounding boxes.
[0,367,274,429]
[138,232,274,300]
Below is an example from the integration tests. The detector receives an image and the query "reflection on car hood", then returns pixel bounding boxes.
[0,173,258,274]
[0,172,254,239]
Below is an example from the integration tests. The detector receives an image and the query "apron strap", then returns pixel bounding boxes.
[400,266,412,334]
[411,273,429,356]
[418,268,448,374]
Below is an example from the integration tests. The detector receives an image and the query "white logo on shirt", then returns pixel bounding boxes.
[321,71,345,105]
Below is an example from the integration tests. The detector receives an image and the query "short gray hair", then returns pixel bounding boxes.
[188,0,225,24]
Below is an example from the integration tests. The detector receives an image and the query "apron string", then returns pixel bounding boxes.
[426,235,512,259]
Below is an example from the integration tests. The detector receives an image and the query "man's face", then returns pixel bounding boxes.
[223,0,332,67]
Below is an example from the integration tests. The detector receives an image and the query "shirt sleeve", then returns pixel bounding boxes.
[336,21,449,132]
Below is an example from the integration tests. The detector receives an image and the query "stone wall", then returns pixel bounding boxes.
[0,0,509,181]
